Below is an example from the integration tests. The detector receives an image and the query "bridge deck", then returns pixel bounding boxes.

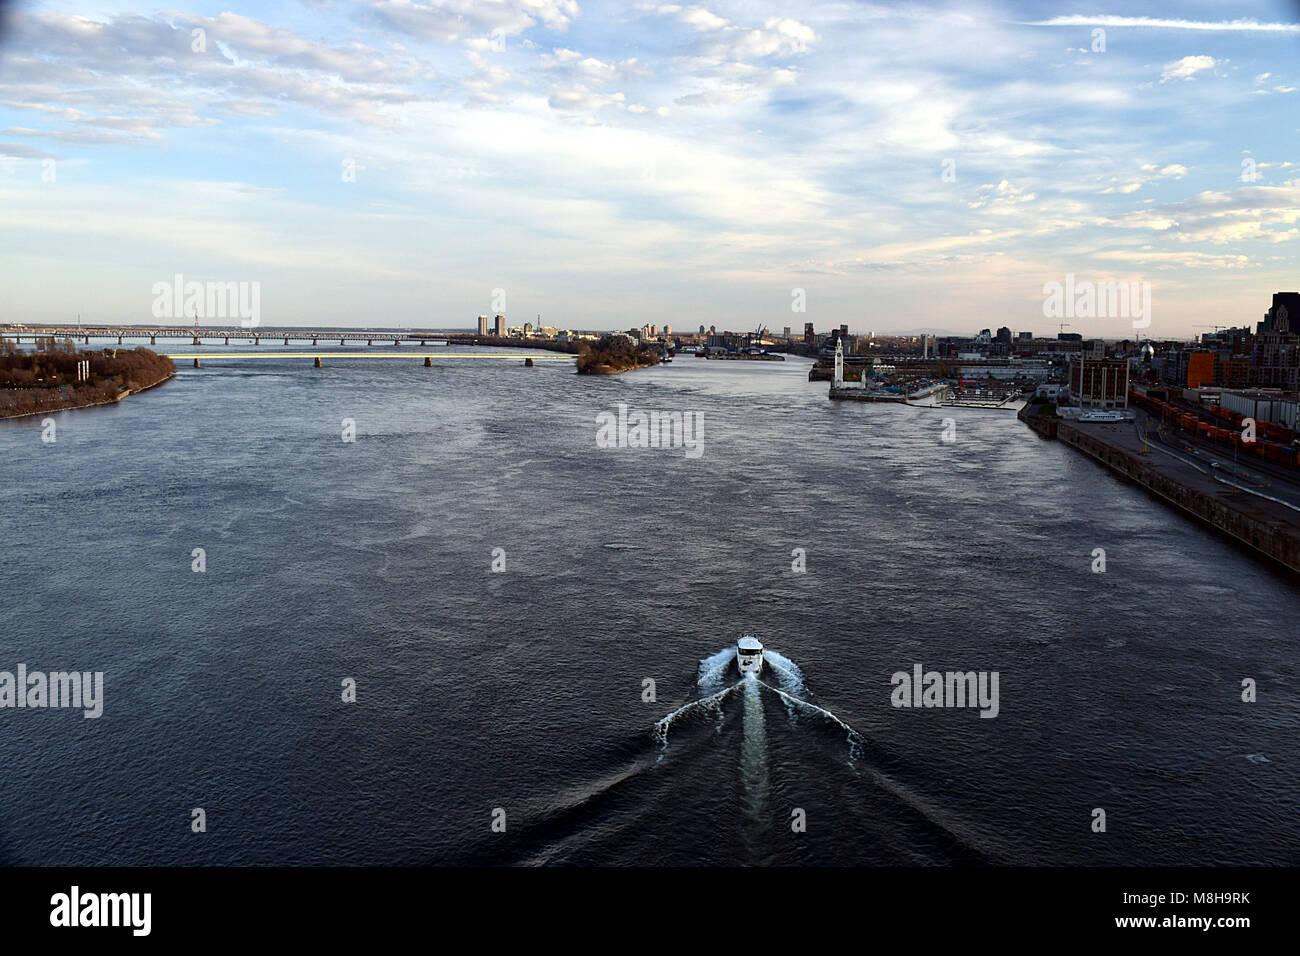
[163,352,573,360]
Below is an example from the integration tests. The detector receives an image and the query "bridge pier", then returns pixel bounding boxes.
[118,335,123,344]
[367,339,372,346]
[225,336,230,345]
[340,338,345,345]
[284,336,289,345]
[193,337,200,345]
[193,358,201,368]
[312,338,317,345]
[254,337,259,345]
[314,356,323,368]
[150,335,156,344]
[84,336,89,344]
[393,339,399,347]
[424,356,432,367]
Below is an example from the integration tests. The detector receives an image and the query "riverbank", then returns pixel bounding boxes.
[0,347,175,420]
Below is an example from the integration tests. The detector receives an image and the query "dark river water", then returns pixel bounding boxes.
[1,344,1296,865]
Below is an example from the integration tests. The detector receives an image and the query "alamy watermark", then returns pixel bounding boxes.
[50,886,150,936]
[151,273,261,328]
[1043,274,1151,329]
[0,664,104,718]
[595,402,704,458]
[890,663,999,718]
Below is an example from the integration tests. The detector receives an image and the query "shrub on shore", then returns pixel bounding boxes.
[576,334,661,375]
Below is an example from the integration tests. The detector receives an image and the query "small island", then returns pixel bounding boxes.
[1,339,175,419]
[576,333,662,375]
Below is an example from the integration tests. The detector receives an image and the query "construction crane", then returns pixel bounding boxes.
[1194,324,1231,345]
[1058,321,1070,336]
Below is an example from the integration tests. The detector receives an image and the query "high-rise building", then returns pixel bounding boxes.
[478,315,489,335]
[804,322,815,345]
[664,325,672,337]
[783,326,791,339]
[1260,292,1300,334]
[995,327,1012,344]
[494,314,505,336]
[1252,332,1299,389]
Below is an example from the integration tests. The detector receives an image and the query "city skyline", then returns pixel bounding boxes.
[1,1,1298,335]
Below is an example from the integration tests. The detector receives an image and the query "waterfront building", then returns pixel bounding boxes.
[494,314,505,336]
[478,314,489,335]
[1069,354,1130,409]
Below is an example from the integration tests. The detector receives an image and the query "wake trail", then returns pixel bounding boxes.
[652,682,743,758]
[756,680,991,862]
[739,675,770,860]
[761,648,806,720]
[697,647,736,695]
[757,679,866,760]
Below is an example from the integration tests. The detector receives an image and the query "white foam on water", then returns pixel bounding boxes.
[739,675,769,834]
[652,682,741,759]
[763,648,805,697]
[758,679,866,762]
[761,648,805,721]
[697,647,737,695]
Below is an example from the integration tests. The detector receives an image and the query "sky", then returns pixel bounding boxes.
[0,0,1298,337]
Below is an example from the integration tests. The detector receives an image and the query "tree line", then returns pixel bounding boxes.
[0,341,175,418]
[576,334,661,374]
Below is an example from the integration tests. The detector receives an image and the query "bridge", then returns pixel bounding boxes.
[2,325,467,347]
[166,351,575,368]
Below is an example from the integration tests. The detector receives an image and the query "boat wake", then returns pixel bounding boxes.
[652,682,741,759]
[760,648,806,720]
[655,647,865,762]
[738,675,769,859]
[696,646,736,695]
[757,679,866,761]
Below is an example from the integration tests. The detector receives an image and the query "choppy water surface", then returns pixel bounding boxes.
[1,345,1296,865]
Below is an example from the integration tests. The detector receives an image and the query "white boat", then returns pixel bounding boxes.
[737,635,764,675]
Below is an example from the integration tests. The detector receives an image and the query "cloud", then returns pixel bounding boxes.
[547,86,627,111]
[1113,184,1300,245]
[1025,16,1300,33]
[967,180,1037,210]
[1160,55,1218,82]
[0,142,60,159]
[355,0,581,43]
